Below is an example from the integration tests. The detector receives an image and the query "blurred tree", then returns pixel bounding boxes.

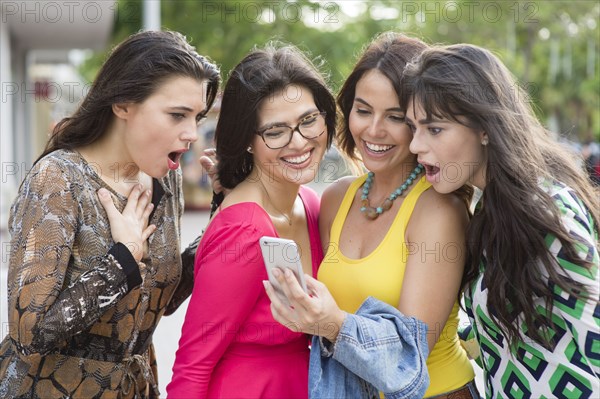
[346,0,599,141]
[80,0,599,141]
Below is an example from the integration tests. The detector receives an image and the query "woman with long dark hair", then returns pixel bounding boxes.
[167,43,336,398]
[402,44,599,398]
[0,30,220,398]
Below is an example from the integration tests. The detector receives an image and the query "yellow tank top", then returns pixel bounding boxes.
[319,175,474,397]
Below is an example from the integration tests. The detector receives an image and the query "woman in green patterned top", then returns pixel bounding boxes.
[401,44,599,398]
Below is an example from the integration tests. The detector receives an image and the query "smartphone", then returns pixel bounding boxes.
[259,236,308,304]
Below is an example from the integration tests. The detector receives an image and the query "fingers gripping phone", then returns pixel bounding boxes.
[259,237,308,305]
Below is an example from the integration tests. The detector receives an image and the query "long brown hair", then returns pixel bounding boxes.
[37,30,220,164]
[401,44,599,348]
[337,32,427,163]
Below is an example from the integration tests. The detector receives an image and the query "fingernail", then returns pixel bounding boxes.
[290,305,295,310]
[262,280,268,289]
[272,268,281,277]
[284,269,292,277]
[98,188,108,198]
[309,294,313,298]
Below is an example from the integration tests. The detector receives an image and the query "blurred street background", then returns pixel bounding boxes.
[1,0,598,396]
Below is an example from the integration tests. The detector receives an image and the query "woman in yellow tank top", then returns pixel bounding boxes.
[264,33,479,398]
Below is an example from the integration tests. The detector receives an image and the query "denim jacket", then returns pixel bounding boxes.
[309,297,430,399]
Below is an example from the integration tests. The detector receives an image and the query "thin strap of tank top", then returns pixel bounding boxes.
[397,176,431,233]
[329,175,431,245]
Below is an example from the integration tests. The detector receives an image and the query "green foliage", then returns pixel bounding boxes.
[82,0,599,141]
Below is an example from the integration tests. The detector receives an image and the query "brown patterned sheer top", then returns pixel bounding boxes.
[0,149,197,398]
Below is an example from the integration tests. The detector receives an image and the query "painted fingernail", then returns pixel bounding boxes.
[290,305,295,310]
[309,294,313,298]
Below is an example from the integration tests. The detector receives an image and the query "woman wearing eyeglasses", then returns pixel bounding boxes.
[263,33,478,398]
[166,43,335,399]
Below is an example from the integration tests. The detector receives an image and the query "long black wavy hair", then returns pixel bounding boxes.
[37,30,220,164]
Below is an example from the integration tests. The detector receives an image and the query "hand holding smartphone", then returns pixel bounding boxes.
[259,236,307,305]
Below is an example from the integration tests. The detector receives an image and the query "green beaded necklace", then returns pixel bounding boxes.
[360,164,424,220]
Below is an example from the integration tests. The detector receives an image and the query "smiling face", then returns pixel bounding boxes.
[348,69,416,175]
[252,84,327,186]
[116,76,208,178]
[406,100,488,193]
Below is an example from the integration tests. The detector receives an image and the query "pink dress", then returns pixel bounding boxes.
[167,186,322,399]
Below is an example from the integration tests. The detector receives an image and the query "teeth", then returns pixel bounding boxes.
[365,142,393,152]
[424,164,439,174]
[283,151,311,164]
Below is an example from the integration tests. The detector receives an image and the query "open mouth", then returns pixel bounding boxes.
[419,161,441,184]
[423,163,440,176]
[364,141,394,153]
[168,151,184,170]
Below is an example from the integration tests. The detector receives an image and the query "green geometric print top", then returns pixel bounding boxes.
[464,181,600,398]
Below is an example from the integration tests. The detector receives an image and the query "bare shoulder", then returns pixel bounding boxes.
[319,176,357,243]
[219,183,261,210]
[321,176,356,213]
[412,188,469,229]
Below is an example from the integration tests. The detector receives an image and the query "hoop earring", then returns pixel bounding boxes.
[247,146,253,154]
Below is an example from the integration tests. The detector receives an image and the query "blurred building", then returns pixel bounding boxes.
[0,0,114,232]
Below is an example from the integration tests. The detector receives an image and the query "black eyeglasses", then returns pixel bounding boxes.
[256,112,327,149]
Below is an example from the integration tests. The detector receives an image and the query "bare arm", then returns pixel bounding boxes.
[399,189,469,352]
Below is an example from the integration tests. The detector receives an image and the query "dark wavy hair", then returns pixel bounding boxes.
[215,43,336,189]
[400,44,600,348]
[336,32,427,163]
[37,30,220,164]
